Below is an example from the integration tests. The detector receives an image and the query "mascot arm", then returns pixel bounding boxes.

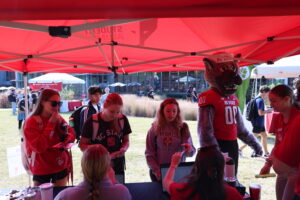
[197,105,218,147]
[236,108,263,156]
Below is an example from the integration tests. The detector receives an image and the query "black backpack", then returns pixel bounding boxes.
[246,97,259,121]
[69,105,87,142]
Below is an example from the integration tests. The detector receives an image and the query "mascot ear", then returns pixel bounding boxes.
[203,58,216,71]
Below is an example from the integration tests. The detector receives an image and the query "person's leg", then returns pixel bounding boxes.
[282,168,298,200]
[273,156,289,200]
[12,102,16,115]
[18,120,23,129]
[149,169,158,182]
[260,131,269,155]
[54,176,68,187]
[217,140,239,175]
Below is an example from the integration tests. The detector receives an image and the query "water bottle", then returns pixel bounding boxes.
[224,156,236,186]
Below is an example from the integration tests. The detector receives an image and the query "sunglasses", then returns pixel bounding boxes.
[48,100,63,107]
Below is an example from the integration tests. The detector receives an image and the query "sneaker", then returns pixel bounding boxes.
[264,153,270,158]
[239,150,244,158]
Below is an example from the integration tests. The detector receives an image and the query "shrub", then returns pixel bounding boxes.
[121,94,197,121]
[60,86,75,100]
[0,93,11,108]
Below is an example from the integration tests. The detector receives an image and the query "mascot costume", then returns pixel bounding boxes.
[198,53,262,175]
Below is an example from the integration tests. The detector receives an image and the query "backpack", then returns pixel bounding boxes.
[246,97,259,121]
[69,105,87,142]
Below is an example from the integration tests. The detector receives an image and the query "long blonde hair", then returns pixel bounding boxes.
[81,144,111,200]
[153,98,183,134]
[103,93,123,134]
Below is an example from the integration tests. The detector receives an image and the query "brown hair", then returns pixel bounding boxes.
[30,89,60,116]
[270,84,294,104]
[103,93,123,133]
[81,144,111,200]
[153,98,183,134]
[184,145,226,200]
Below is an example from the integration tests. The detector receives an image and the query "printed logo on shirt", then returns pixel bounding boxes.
[198,96,206,105]
[163,136,173,147]
[57,157,64,166]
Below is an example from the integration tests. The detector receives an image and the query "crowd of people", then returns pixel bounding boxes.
[14,75,300,200]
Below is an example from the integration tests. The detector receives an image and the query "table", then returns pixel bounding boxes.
[0,182,250,200]
[67,100,82,111]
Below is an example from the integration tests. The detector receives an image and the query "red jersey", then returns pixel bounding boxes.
[198,89,239,140]
[24,115,75,175]
[170,182,243,200]
[273,106,300,168]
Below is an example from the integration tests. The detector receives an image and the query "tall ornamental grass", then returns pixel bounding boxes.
[121,94,198,121]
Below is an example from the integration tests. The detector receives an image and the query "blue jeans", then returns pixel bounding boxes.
[11,102,16,115]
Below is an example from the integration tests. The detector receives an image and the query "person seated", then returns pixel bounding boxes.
[55,144,131,200]
[163,145,243,200]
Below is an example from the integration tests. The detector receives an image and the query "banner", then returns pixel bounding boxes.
[6,146,26,177]
[29,82,63,91]
[235,65,254,114]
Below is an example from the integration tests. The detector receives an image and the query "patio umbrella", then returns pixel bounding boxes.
[109,82,126,87]
[127,82,142,86]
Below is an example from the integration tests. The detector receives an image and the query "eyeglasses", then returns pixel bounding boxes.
[48,101,63,107]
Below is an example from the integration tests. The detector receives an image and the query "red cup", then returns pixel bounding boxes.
[249,183,261,200]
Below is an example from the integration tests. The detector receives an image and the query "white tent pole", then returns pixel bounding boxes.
[33,56,108,69]
[0,57,25,63]
[275,46,300,61]
[23,72,29,117]
[38,45,98,57]
[122,54,190,68]
[243,41,268,59]
[0,21,48,32]
[0,63,22,72]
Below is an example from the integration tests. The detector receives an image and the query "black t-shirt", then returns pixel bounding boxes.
[82,114,132,153]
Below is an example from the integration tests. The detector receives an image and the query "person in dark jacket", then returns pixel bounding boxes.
[79,86,102,133]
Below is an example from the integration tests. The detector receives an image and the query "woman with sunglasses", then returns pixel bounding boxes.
[23,89,75,186]
[163,145,243,200]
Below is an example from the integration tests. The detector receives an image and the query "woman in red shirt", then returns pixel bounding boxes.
[24,89,75,186]
[260,84,300,200]
[163,145,243,200]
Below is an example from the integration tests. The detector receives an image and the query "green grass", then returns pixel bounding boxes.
[0,109,276,199]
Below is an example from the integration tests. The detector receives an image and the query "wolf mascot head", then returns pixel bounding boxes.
[203,53,242,96]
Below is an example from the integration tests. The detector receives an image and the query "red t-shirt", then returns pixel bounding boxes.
[198,89,239,140]
[170,182,243,200]
[273,106,300,168]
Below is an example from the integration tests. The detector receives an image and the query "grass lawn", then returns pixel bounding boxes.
[0,109,276,199]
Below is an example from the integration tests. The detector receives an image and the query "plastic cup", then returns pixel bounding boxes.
[249,183,261,200]
[39,183,53,200]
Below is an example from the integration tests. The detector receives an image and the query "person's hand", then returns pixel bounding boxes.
[181,143,191,154]
[49,112,61,124]
[171,152,183,168]
[260,165,271,175]
[153,169,161,181]
[110,148,126,159]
